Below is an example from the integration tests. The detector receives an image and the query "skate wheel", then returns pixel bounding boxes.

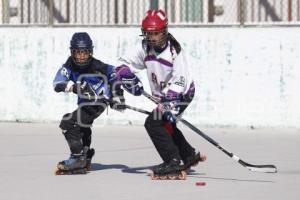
[150,173,161,180]
[200,154,207,162]
[167,174,178,180]
[54,168,61,175]
[178,170,187,180]
[86,164,92,171]
[150,173,167,180]
[168,171,187,180]
[150,171,187,180]
[55,169,70,175]
[54,167,87,175]
[190,154,207,167]
[159,175,168,180]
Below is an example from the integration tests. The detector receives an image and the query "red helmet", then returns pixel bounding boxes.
[141,10,168,48]
[142,10,168,31]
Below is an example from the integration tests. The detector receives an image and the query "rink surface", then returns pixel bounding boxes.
[0,122,299,200]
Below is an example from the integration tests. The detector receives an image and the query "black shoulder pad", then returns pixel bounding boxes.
[64,57,76,71]
[64,57,73,67]
[90,58,107,74]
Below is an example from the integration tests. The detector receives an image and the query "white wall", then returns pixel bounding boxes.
[0,27,299,128]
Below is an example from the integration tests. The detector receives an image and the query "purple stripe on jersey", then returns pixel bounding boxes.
[144,55,156,61]
[165,82,195,100]
[144,55,173,67]
[166,89,181,100]
[186,82,195,96]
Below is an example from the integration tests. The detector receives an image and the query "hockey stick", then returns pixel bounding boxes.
[134,91,277,173]
[125,104,151,115]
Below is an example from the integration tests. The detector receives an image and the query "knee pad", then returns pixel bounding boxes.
[59,113,77,132]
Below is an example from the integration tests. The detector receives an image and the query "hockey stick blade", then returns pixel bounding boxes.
[181,118,278,173]
[239,160,277,173]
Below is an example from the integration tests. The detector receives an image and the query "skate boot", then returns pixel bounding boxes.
[84,146,95,171]
[150,158,187,180]
[183,151,207,171]
[55,153,87,175]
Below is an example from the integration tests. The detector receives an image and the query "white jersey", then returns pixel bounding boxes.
[117,40,194,98]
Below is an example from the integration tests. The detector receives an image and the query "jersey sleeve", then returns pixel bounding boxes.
[116,43,146,73]
[165,50,192,99]
[105,64,117,83]
[103,64,123,98]
[53,66,74,92]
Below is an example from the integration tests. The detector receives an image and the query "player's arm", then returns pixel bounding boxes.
[53,65,97,101]
[164,52,190,100]
[93,63,126,110]
[106,64,127,110]
[53,66,75,93]
[115,45,145,96]
[159,52,190,123]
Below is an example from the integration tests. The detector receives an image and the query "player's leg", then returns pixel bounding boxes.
[144,111,181,162]
[81,127,95,170]
[79,104,107,170]
[56,104,106,174]
[56,110,86,173]
[170,89,206,170]
[144,112,185,179]
[172,123,206,169]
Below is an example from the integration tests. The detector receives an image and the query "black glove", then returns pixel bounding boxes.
[110,88,126,111]
[110,99,126,111]
[73,81,97,101]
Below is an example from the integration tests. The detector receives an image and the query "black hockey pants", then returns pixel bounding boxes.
[59,102,107,154]
[144,94,196,163]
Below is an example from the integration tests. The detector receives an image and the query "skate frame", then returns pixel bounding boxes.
[124,91,277,173]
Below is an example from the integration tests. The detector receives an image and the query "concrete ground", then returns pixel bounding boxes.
[0,122,299,200]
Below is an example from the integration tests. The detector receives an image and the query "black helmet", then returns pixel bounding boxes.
[70,32,94,68]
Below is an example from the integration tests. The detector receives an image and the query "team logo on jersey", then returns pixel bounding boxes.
[60,67,70,79]
[91,81,103,91]
[174,76,185,87]
[151,73,158,85]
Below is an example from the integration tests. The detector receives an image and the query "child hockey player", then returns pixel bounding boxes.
[116,10,206,179]
[53,32,124,175]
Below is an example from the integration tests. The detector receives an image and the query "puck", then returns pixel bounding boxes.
[195,181,206,186]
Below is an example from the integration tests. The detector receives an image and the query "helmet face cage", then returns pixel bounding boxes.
[71,48,93,67]
[70,32,94,68]
[141,27,168,48]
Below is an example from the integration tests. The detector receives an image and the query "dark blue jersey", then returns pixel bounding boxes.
[53,57,116,104]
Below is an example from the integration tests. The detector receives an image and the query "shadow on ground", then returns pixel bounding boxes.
[91,163,204,176]
[91,163,152,174]
[91,163,274,183]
